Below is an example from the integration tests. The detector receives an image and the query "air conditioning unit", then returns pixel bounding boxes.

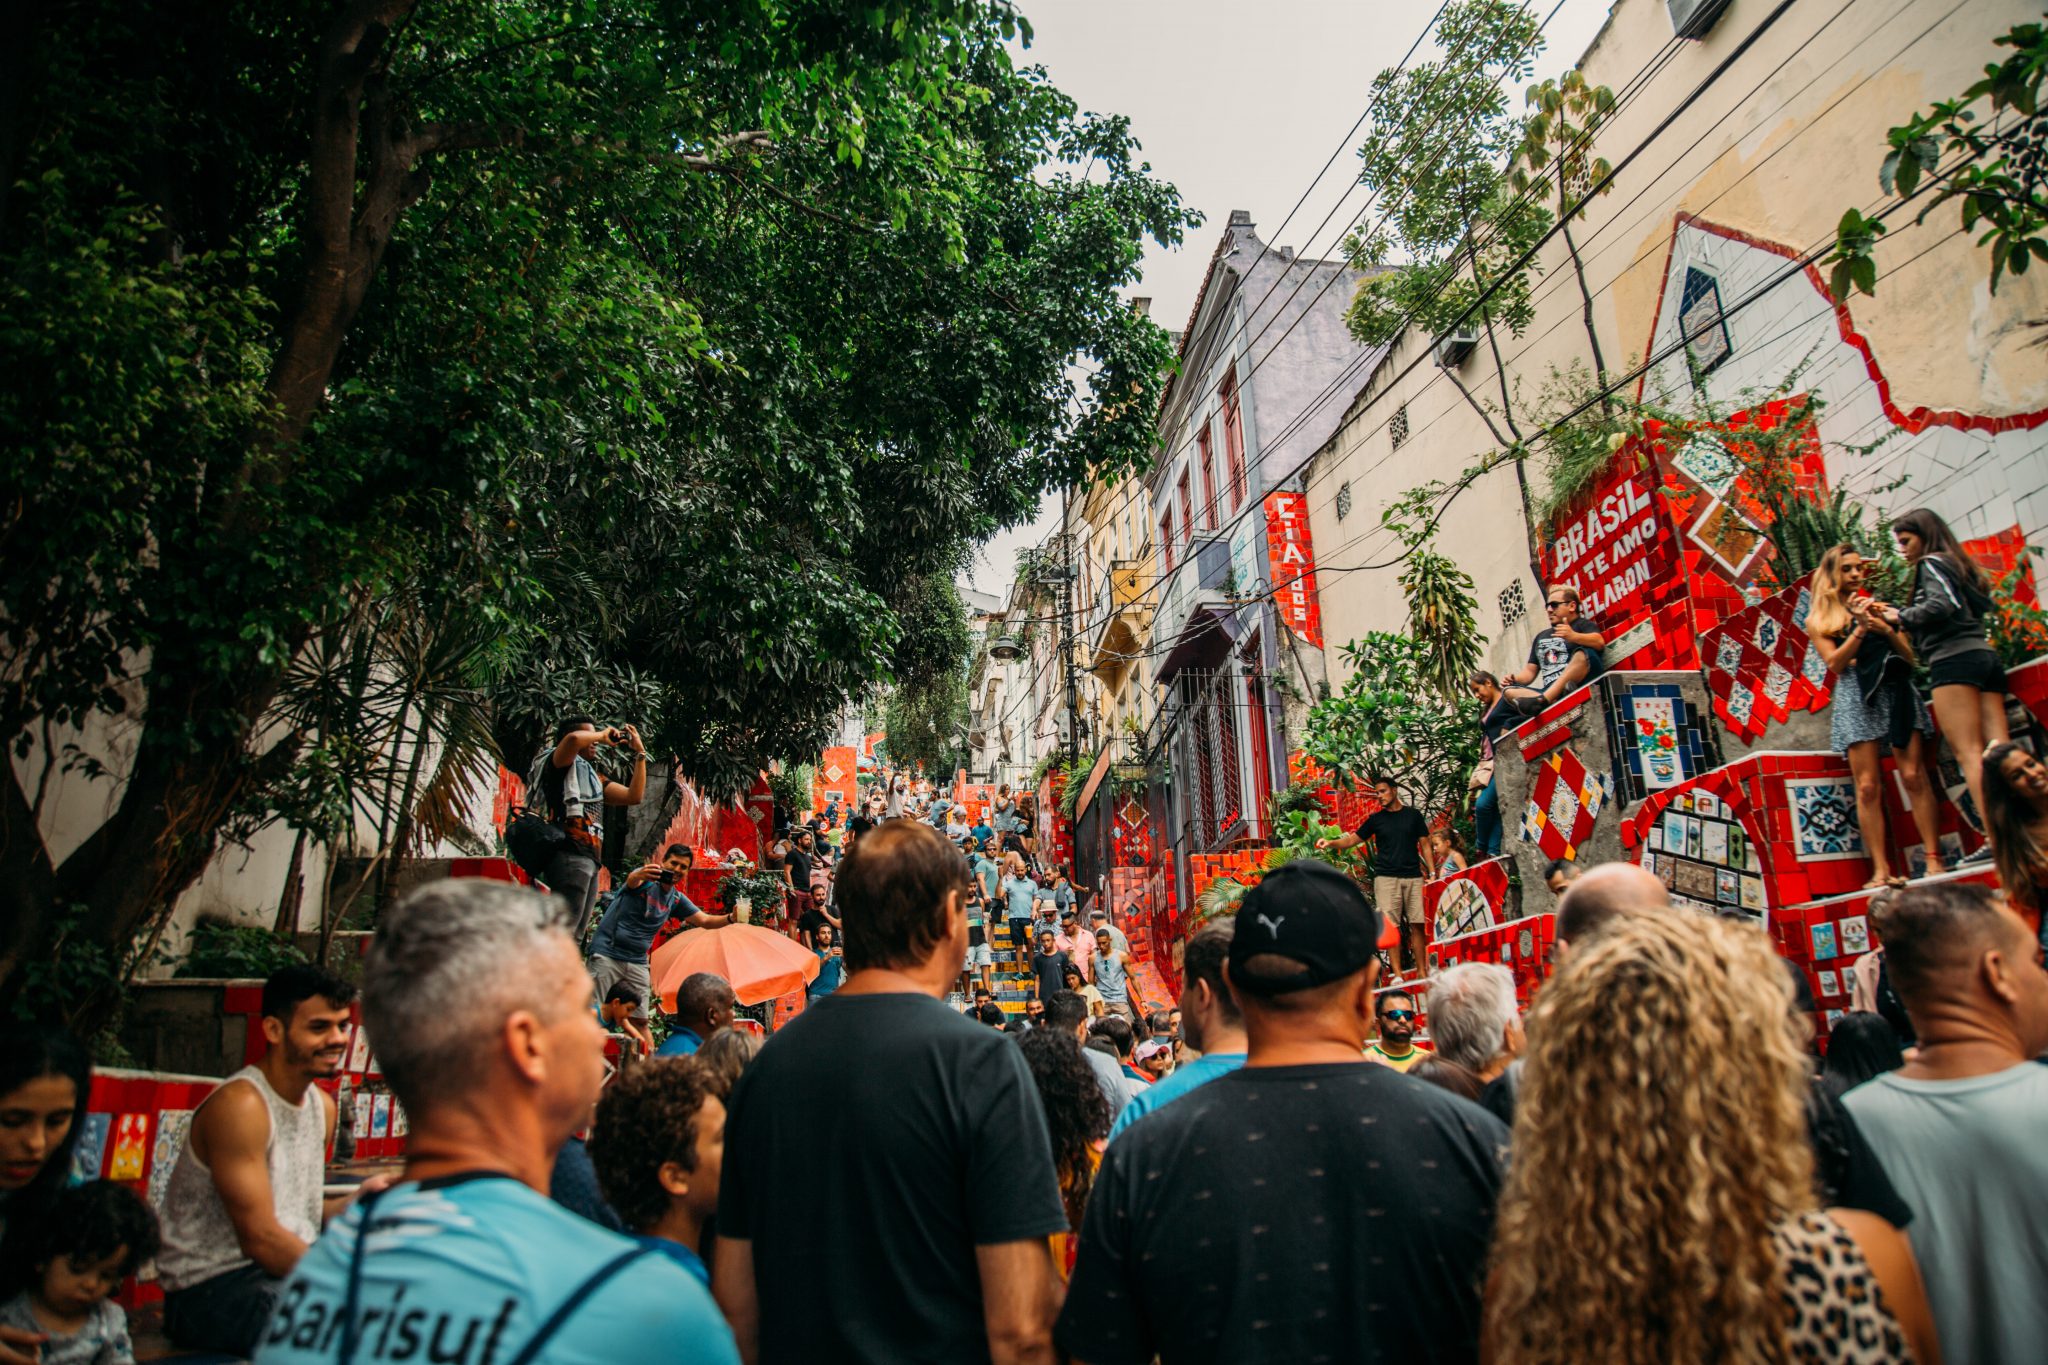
[1434,329,1480,369]
[1667,0,1733,40]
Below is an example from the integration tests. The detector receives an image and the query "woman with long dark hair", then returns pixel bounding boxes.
[1982,740,2048,939]
[1880,509,2010,834]
[0,1024,91,1320]
[1806,544,1945,887]
[1015,1028,1110,1281]
[1819,1013,1908,1103]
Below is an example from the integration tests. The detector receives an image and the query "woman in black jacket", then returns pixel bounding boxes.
[1881,508,2010,836]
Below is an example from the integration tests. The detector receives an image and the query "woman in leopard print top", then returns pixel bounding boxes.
[1483,912,1943,1364]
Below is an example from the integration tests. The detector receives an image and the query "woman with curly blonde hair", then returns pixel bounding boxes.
[1483,912,1941,1364]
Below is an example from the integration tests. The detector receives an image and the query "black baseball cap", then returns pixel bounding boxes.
[1227,860,1393,997]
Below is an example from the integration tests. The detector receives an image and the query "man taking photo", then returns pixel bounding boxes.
[590,844,733,1028]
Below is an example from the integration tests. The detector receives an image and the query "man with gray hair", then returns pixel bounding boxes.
[1426,962,1524,1084]
[254,878,738,1365]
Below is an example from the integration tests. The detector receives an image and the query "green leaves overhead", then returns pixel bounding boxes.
[0,0,1191,991]
[1300,632,1483,821]
[1829,20,2048,299]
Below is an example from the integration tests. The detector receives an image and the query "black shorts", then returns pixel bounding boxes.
[1928,649,2007,693]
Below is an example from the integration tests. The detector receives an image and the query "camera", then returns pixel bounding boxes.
[658,869,678,888]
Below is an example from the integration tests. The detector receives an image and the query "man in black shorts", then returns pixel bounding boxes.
[1317,776,1435,977]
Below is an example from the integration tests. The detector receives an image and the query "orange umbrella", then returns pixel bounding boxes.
[650,922,821,1009]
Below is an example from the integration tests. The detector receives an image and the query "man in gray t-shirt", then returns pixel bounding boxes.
[1838,882,2048,1365]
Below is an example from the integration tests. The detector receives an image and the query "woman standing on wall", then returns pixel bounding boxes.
[1879,509,2010,838]
[1806,545,1946,888]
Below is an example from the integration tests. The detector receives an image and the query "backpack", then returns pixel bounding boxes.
[505,803,570,882]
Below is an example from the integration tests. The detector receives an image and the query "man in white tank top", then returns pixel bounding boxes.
[158,964,372,1357]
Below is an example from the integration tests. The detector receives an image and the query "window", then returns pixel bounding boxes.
[1390,403,1410,450]
[1220,373,1248,506]
[1177,468,1194,548]
[1196,425,1219,530]
[1499,580,1526,629]
[1160,511,1175,572]
[1335,481,1353,522]
[1680,266,1732,374]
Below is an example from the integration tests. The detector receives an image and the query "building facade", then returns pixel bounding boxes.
[1307,0,2048,693]
[1140,210,1379,913]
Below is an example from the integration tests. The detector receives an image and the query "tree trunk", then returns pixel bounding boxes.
[1560,214,1608,388]
[273,827,310,935]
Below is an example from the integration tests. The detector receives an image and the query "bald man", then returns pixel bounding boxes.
[1556,862,1670,950]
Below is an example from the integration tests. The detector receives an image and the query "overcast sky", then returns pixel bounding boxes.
[958,0,1616,598]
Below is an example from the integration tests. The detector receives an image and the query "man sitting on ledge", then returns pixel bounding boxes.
[1502,584,1606,715]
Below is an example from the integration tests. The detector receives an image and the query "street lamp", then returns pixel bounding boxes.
[988,635,1023,662]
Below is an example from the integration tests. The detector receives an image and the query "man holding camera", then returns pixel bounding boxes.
[589,843,733,1027]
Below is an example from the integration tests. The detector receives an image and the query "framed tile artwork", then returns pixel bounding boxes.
[1674,859,1718,903]
[1787,777,1865,862]
[1810,921,1838,960]
[1603,679,1723,806]
[1816,969,1840,998]
[1838,914,1871,956]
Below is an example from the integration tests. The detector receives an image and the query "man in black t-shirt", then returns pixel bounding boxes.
[1502,583,1606,715]
[1318,776,1434,977]
[1030,931,1073,1005]
[715,820,1067,1364]
[1057,861,1508,1365]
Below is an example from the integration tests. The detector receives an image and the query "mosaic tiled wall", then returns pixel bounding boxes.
[1639,787,1769,923]
[1601,675,1723,805]
[1423,856,1512,946]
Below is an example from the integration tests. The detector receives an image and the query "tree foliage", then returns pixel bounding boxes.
[1343,0,1551,349]
[0,0,1191,1004]
[1301,633,1482,821]
[1828,20,2048,298]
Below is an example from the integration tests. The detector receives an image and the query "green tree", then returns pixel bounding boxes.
[1301,633,1482,822]
[0,1,1190,1006]
[1343,0,1553,570]
[1511,71,1618,383]
[1827,20,2048,299]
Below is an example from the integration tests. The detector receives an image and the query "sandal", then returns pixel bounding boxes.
[1884,874,1910,890]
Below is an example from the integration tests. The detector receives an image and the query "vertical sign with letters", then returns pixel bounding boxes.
[1263,491,1324,649]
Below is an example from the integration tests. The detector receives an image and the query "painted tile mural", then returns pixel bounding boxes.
[1639,786,1766,924]
[1602,677,1722,806]
[1521,748,1610,863]
[1699,572,1834,741]
[1424,857,1512,945]
[1788,777,1864,861]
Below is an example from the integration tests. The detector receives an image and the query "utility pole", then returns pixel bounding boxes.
[1060,484,1081,782]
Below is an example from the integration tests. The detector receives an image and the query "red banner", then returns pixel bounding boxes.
[1264,491,1324,648]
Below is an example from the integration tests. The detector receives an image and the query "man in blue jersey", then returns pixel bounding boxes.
[1107,922,1248,1143]
[254,878,737,1365]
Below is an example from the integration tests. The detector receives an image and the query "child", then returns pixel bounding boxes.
[0,1180,157,1365]
[1430,828,1469,876]
[587,1057,725,1284]
[599,980,656,1056]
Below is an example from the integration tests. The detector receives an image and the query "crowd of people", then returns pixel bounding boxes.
[2,510,2043,1363]
[7,812,2042,1364]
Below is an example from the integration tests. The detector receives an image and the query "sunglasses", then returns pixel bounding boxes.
[1545,598,1571,609]
[1379,1008,1417,1022]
